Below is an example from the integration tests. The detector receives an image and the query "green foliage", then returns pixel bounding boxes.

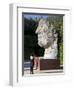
[47,15,63,65]
[59,43,63,65]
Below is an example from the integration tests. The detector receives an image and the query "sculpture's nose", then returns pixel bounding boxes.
[35,27,40,34]
[35,28,38,34]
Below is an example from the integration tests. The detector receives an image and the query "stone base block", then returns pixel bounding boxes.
[38,59,60,70]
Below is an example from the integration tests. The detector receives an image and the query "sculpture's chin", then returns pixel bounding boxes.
[38,41,49,48]
[38,42,44,47]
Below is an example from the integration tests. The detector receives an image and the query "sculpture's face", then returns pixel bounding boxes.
[38,32,47,47]
[37,30,49,48]
[36,19,54,48]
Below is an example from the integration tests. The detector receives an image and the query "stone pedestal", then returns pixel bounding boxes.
[37,59,60,70]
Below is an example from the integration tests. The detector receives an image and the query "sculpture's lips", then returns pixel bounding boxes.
[38,39,47,45]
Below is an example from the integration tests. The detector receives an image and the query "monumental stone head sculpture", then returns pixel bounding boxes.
[35,19,58,59]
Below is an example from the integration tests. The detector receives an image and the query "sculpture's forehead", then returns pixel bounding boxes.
[39,19,48,25]
[36,19,49,34]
